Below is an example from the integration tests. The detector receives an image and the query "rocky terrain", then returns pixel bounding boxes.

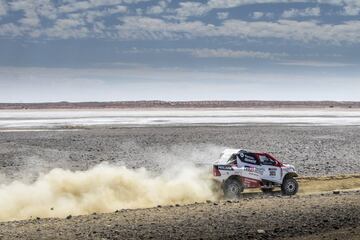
[0,125,359,181]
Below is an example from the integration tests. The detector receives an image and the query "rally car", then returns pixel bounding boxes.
[213,149,298,198]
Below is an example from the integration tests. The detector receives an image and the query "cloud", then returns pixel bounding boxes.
[342,4,360,16]
[213,19,360,43]
[173,0,360,19]
[174,2,213,19]
[9,1,39,29]
[58,0,149,13]
[0,23,22,37]
[278,60,355,67]
[146,5,164,15]
[0,0,7,16]
[251,11,274,19]
[109,5,128,14]
[77,6,127,24]
[19,16,40,27]
[252,12,265,19]
[217,12,229,20]
[2,10,360,44]
[43,18,89,39]
[59,0,121,14]
[126,48,287,60]
[146,1,167,15]
[206,0,298,9]
[281,7,321,18]
[113,17,360,44]
[0,0,360,42]
[204,0,359,9]
[186,48,287,60]
[115,16,208,40]
[7,0,57,29]
[36,0,57,20]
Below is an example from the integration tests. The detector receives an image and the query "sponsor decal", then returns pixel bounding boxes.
[269,168,277,177]
[269,170,276,176]
[244,166,264,175]
[217,165,233,171]
[245,158,257,164]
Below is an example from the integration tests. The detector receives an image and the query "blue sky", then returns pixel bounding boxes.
[0,0,359,102]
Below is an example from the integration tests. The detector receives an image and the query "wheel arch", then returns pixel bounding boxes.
[282,172,298,181]
[225,175,242,183]
[223,175,245,199]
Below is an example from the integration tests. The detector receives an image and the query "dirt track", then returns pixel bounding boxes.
[0,190,359,240]
[0,174,359,239]
[298,175,360,194]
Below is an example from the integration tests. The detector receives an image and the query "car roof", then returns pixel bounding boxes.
[218,149,255,163]
[222,148,269,155]
[221,148,257,154]
[216,149,273,164]
[222,148,241,154]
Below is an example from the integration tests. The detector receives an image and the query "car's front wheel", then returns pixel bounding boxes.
[223,178,244,199]
[281,177,298,196]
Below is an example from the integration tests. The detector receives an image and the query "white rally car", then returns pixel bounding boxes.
[213,149,298,198]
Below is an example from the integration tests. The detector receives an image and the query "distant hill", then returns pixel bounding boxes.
[0,101,359,109]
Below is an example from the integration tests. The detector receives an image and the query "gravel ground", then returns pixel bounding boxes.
[0,125,360,239]
[0,190,359,240]
[0,125,360,180]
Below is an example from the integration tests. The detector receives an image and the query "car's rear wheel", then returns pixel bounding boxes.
[223,178,244,199]
[281,177,298,196]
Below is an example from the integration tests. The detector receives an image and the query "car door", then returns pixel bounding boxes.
[236,152,262,182]
[258,154,282,183]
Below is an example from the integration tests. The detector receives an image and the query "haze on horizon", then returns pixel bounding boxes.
[0,0,359,103]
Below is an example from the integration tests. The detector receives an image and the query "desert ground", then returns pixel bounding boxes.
[0,190,359,240]
[1,125,360,179]
[0,124,360,239]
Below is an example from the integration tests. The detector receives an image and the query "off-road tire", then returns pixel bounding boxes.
[223,178,244,199]
[281,177,298,196]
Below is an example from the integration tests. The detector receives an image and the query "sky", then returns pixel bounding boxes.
[0,0,359,102]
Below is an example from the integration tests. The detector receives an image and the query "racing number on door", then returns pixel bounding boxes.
[258,154,281,181]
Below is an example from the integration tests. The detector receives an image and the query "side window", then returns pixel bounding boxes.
[259,155,275,166]
[239,152,259,165]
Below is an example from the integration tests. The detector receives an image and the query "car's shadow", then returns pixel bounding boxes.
[240,190,283,199]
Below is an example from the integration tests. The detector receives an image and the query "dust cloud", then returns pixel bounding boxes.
[0,163,219,222]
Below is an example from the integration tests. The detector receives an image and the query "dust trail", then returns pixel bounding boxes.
[0,163,219,222]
